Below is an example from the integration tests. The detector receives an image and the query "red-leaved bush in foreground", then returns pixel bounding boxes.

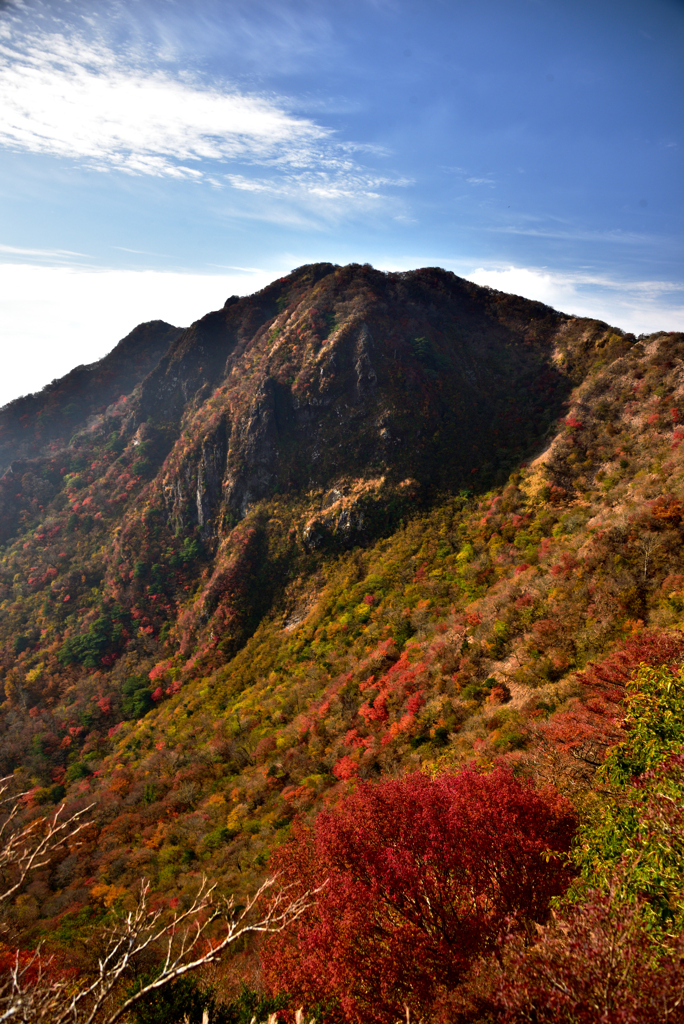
[261,768,577,1024]
[494,884,684,1023]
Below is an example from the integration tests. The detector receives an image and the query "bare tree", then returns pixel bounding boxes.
[637,532,659,582]
[0,776,94,910]
[0,778,317,1023]
[1,876,315,1023]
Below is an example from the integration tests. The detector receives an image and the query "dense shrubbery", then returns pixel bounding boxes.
[493,662,684,1023]
[262,768,576,1022]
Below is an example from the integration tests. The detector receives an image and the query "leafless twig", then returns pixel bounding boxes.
[0,776,94,909]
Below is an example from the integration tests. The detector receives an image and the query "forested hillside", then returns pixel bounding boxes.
[2,262,684,1021]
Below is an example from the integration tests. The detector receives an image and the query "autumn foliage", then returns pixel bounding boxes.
[2,265,684,1017]
[262,767,577,1023]
[494,888,684,1024]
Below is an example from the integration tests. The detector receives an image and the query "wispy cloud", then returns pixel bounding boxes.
[0,242,90,259]
[225,170,413,203]
[490,225,657,245]
[0,31,327,175]
[0,23,408,214]
[112,246,172,257]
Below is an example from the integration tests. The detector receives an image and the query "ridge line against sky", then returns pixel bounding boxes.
[0,0,682,407]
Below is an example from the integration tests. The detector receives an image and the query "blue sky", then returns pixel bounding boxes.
[0,0,682,406]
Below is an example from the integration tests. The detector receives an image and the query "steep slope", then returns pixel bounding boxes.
[0,319,182,475]
[1,262,679,947]
[130,262,618,530]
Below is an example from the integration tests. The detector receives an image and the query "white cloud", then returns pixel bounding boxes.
[0,31,328,175]
[225,170,412,203]
[0,243,90,260]
[491,225,657,245]
[0,262,284,408]
[0,25,408,214]
[464,264,684,335]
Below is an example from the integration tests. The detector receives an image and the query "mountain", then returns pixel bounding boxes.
[0,319,182,475]
[1,261,682,963]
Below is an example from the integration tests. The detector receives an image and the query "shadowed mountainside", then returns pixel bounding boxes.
[0,319,182,474]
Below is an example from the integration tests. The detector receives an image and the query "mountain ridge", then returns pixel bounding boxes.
[0,319,182,475]
[0,262,682,975]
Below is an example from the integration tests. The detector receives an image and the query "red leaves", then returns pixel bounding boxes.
[406,690,425,715]
[550,552,579,577]
[578,629,684,695]
[494,889,684,1023]
[255,736,277,765]
[0,943,78,988]
[332,756,359,781]
[542,630,684,763]
[355,654,431,746]
[262,768,576,1023]
[531,618,564,650]
[148,659,173,683]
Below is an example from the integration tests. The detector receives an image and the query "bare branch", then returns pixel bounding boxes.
[101,875,318,1024]
[0,784,94,909]
[0,780,319,1023]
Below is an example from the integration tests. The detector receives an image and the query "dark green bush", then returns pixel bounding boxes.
[121,676,154,719]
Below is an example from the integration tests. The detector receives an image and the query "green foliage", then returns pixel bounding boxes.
[181,536,203,564]
[121,676,154,720]
[461,676,498,703]
[570,664,684,935]
[603,664,684,784]
[411,336,431,363]
[63,761,90,784]
[57,615,119,668]
[491,620,510,657]
[202,825,234,850]
[129,975,229,1024]
[221,984,289,1024]
[105,432,126,454]
[12,634,31,655]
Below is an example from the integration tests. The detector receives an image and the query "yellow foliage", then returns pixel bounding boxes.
[90,883,127,908]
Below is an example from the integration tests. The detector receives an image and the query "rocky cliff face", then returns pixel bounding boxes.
[0,265,634,645]
[126,263,625,550]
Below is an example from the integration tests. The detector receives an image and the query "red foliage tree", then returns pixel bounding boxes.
[261,768,577,1023]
